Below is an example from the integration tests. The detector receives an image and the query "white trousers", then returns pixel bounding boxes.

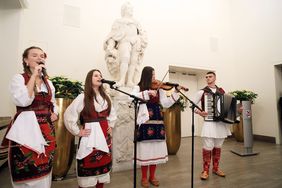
[202,137,225,150]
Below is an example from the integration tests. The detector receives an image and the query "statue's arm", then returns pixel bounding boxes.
[104,38,116,51]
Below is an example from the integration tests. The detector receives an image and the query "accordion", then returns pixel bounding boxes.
[204,93,237,124]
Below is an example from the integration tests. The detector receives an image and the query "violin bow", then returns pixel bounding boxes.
[155,70,169,91]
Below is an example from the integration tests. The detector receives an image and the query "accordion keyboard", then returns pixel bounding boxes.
[204,93,214,121]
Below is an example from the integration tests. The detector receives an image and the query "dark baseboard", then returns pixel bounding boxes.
[228,133,276,143]
[253,134,276,143]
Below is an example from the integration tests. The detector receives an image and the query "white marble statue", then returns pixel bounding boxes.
[104,2,148,87]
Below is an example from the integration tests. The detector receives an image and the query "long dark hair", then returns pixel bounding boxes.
[22,46,43,75]
[83,69,111,116]
[138,66,154,91]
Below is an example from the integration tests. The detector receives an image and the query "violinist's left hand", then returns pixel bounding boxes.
[175,85,189,92]
[176,86,182,92]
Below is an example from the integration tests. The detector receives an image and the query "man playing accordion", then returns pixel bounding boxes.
[194,71,233,180]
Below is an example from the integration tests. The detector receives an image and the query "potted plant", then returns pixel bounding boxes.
[229,90,258,142]
[230,90,258,103]
[170,95,188,112]
[49,76,83,180]
[50,76,83,99]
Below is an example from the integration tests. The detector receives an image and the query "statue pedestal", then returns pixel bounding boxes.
[111,87,135,172]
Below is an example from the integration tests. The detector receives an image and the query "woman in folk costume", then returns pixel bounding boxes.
[64,69,116,188]
[132,66,181,188]
[2,46,58,188]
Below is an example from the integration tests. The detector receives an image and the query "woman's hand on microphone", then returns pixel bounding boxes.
[32,64,45,77]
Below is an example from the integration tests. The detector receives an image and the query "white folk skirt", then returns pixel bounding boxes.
[136,140,168,166]
[201,121,231,138]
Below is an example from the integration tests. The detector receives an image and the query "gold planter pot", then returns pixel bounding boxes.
[163,105,181,155]
[52,98,75,180]
[233,115,244,142]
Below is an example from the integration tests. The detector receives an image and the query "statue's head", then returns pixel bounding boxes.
[121,2,133,18]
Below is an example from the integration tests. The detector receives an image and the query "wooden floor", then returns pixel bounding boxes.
[1,137,282,188]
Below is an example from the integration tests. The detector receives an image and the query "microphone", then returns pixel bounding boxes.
[101,79,116,86]
[38,62,48,78]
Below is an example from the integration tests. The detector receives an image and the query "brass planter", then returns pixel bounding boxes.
[52,98,75,180]
[163,105,181,155]
[233,115,244,142]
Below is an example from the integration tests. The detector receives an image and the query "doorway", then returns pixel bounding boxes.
[169,65,213,137]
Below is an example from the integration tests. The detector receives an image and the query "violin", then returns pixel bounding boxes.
[151,80,189,91]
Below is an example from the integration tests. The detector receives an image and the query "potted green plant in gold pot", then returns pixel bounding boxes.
[49,76,83,180]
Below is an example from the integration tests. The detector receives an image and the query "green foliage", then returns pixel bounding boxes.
[50,76,84,99]
[171,95,188,111]
[229,90,258,103]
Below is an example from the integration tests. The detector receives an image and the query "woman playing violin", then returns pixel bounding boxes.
[132,66,181,188]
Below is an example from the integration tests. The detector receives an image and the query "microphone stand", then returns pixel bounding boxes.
[108,84,146,188]
[177,89,202,188]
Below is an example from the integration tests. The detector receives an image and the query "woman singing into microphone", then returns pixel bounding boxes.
[132,66,181,187]
[2,46,58,188]
[64,69,116,188]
